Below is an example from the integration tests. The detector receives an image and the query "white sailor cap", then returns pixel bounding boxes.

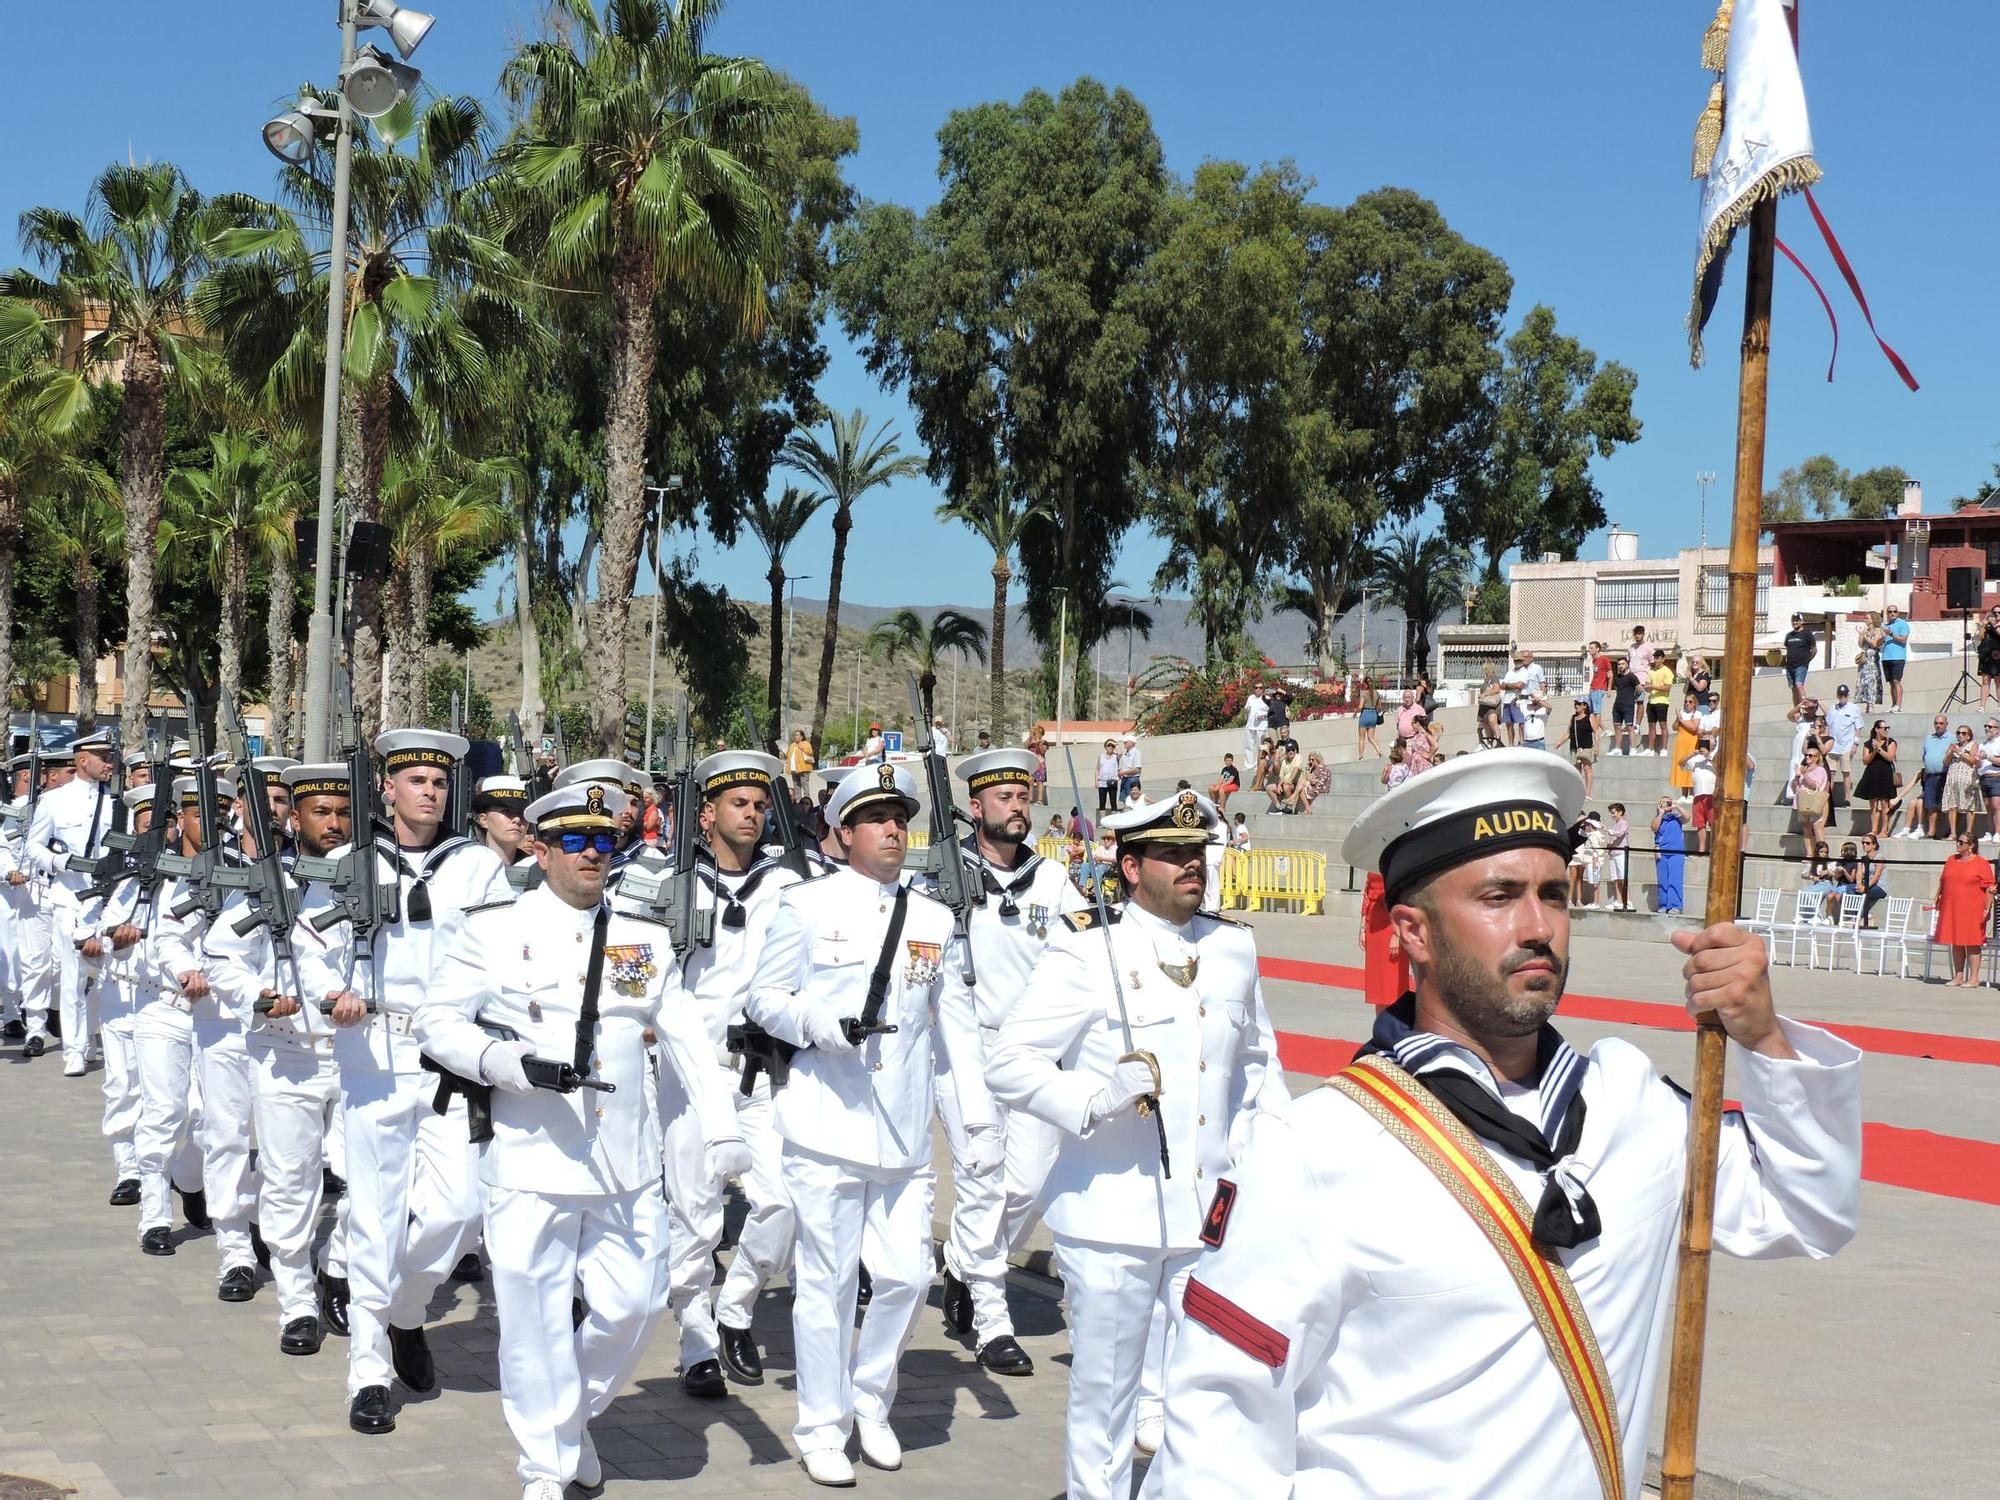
[283,762,348,798]
[121,785,156,811]
[694,750,781,799]
[957,748,1038,793]
[68,727,115,754]
[237,755,299,794]
[1340,748,1584,903]
[40,745,75,766]
[472,775,530,811]
[819,764,857,787]
[827,761,920,825]
[1104,788,1216,847]
[373,729,469,774]
[172,775,236,809]
[526,782,628,832]
[555,757,647,798]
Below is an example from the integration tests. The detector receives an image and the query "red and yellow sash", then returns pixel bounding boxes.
[1328,1054,1625,1500]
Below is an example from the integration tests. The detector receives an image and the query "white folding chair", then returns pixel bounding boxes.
[1810,892,1865,970]
[1769,890,1823,967]
[1855,896,1917,978]
[1739,888,1781,941]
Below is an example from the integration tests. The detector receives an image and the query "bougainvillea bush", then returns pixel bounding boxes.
[1135,658,1356,736]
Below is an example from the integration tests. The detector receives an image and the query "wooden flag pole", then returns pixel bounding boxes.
[1659,190,1778,1500]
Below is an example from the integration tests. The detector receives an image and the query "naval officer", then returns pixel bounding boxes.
[1152,750,1863,1499]
[24,728,119,1074]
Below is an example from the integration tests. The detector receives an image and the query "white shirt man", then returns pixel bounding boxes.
[931,718,952,757]
[930,749,1089,1375]
[74,784,159,1205]
[1153,751,1862,1499]
[0,758,42,1038]
[658,751,809,1396]
[295,729,511,1436]
[1243,690,1269,762]
[744,763,971,1487]
[417,783,741,1500]
[1826,690,1863,782]
[1516,651,1547,703]
[25,729,120,1073]
[986,789,1286,1500]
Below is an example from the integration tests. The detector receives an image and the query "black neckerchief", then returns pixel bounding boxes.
[963,836,1041,916]
[697,852,784,929]
[1359,995,1601,1250]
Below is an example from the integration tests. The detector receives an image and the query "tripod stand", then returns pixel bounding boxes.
[1942,607,1981,710]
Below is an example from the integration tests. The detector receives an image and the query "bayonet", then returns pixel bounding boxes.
[909,673,982,984]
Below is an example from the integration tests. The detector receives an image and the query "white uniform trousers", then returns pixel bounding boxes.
[1050,1240,1198,1500]
[18,903,55,1036]
[663,1063,794,1362]
[0,888,26,1019]
[339,1062,481,1395]
[99,1013,141,1180]
[252,1045,347,1323]
[131,1001,207,1235]
[192,1013,260,1273]
[783,1146,934,1455]
[44,911,92,1066]
[935,1033,1062,1345]
[487,1180,672,1488]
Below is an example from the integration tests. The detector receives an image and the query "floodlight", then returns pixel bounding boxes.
[358,0,436,60]
[341,44,421,119]
[262,92,337,164]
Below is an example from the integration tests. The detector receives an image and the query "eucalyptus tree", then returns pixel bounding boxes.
[25,475,123,726]
[938,479,1048,739]
[741,484,827,728]
[779,409,924,747]
[865,608,989,729]
[3,162,218,748]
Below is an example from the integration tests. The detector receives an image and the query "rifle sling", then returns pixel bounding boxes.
[859,886,910,1030]
[573,904,610,1076]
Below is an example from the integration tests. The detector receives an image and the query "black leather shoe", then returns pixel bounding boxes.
[388,1324,435,1392]
[0,1018,25,1041]
[217,1266,258,1302]
[940,1270,974,1337]
[140,1226,175,1257]
[856,1263,874,1312]
[322,1166,345,1197]
[572,1294,587,1330]
[249,1223,271,1269]
[449,1250,483,1282]
[681,1358,726,1399]
[280,1316,324,1356]
[318,1273,351,1337]
[177,1187,210,1230]
[348,1385,395,1435]
[108,1178,140,1206]
[977,1334,1035,1376]
[717,1324,764,1385]
[22,1034,45,1058]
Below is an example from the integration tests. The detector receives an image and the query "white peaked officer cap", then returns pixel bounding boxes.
[819,764,857,787]
[555,758,647,797]
[1104,787,1218,847]
[68,727,115,753]
[526,782,629,832]
[283,763,349,798]
[374,729,469,773]
[827,761,921,825]
[695,750,782,799]
[1342,748,1585,904]
[957,748,1038,792]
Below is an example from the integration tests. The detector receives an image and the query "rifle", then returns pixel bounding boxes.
[444,691,468,837]
[726,1021,796,1096]
[615,695,710,958]
[253,996,375,1016]
[296,684,400,942]
[3,707,43,834]
[210,699,307,1008]
[907,673,982,984]
[165,707,229,922]
[743,701,812,881]
[506,711,530,778]
[75,715,171,904]
[423,1018,615,1143]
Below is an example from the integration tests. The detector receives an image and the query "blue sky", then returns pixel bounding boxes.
[5,2,1992,617]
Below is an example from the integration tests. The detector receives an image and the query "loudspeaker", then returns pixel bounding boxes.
[1946,566,1982,612]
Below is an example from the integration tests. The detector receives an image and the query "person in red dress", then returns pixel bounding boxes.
[1934,834,1996,987]
[1360,870,1410,1008]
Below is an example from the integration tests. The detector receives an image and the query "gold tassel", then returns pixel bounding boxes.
[1691,80,1725,180]
[1701,0,1735,71]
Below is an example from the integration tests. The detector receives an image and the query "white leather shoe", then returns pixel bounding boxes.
[801,1449,856,1486]
[855,1417,902,1470]
[1134,1410,1165,1457]
[574,1429,603,1495]
[522,1480,563,1500]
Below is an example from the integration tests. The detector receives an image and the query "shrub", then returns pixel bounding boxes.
[1136,659,1354,736]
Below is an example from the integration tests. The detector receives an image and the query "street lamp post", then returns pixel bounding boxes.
[1696,470,1718,554]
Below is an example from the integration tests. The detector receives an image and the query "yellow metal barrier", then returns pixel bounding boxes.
[908,829,929,851]
[1222,848,1326,915]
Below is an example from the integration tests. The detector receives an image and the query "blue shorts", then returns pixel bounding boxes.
[1882,658,1907,683]
[1501,702,1525,725]
[1589,690,1606,717]
[1785,664,1811,688]
[1924,769,1947,809]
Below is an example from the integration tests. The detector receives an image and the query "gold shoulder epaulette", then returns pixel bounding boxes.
[1061,908,1121,933]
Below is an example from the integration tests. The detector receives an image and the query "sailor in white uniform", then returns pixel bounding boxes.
[1152,750,1864,1500]
[77,784,161,1204]
[12,747,73,1057]
[986,788,1282,1500]
[744,762,974,1487]
[416,783,743,1500]
[0,755,39,1037]
[555,758,659,887]
[25,729,120,1074]
[930,748,1088,1375]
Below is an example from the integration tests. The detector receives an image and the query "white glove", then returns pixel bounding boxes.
[960,1125,1005,1177]
[804,1006,859,1054]
[705,1138,753,1185]
[480,1037,536,1096]
[1087,1055,1161,1129]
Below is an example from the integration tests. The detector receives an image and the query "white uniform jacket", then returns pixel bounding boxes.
[678,852,806,1056]
[1154,1021,1863,1499]
[415,884,739,1196]
[985,902,1282,1253]
[745,867,967,1172]
[202,884,341,1058]
[25,774,116,931]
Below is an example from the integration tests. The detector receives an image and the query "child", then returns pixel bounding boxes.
[1602,802,1631,911]
[1568,812,1608,908]
[1210,752,1240,812]
[1683,738,1718,854]
[1230,812,1252,852]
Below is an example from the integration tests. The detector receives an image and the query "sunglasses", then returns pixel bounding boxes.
[555,831,618,855]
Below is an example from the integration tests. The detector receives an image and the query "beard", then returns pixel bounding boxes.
[977,806,1030,847]
[1429,928,1568,1039]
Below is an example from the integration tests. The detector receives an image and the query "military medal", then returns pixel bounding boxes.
[605,944,657,994]
[528,1000,543,1021]
[905,940,943,985]
[1027,903,1050,939]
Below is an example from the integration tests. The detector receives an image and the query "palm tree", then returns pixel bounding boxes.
[742,485,828,727]
[164,432,276,713]
[780,409,924,750]
[938,480,1049,741]
[200,93,525,740]
[496,0,792,752]
[1368,527,1472,678]
[380,448,509,725]
[3,162,217,750]
[26,476,123,727]
[865,608,990,728]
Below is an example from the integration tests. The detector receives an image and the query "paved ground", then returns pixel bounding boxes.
[1,910,1991,1498]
